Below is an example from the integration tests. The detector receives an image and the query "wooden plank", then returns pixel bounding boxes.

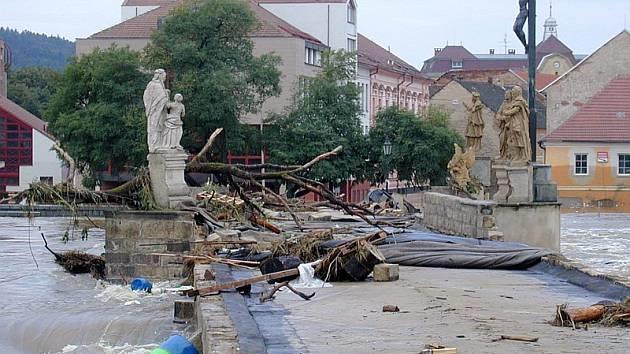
[186,268,300,297]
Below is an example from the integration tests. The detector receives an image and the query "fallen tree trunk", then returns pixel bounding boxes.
[42,233,106,279]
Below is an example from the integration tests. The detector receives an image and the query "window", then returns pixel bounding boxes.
[619,154,630,175]
[304,47,321,66]
[575,154,588,175]
[451,60,463,69]
[347,3,356,24]
[40,176,53,185]
[347,38,356,52]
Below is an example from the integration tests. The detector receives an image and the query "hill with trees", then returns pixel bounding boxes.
[0,27,75,70]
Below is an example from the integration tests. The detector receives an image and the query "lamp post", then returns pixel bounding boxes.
[383,138,392,193]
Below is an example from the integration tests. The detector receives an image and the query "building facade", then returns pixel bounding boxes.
[543,75,630,210]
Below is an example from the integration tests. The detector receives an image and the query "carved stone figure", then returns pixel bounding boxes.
[514,0,529,52]
[496,90,513,160]
[463,92,484,152]
[448,143,476,191]
[163,93,185,149]
[497,86,531,162]
[143,69,169,153]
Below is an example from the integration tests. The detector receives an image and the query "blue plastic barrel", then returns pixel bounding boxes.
[130,278,153,292]
[151,335,198,354]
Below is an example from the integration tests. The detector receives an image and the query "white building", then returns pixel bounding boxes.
[257,0,358,52]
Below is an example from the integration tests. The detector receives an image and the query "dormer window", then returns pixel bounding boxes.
[347,2,356,24]
[451,60,463,69]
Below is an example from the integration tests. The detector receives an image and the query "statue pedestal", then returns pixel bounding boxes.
[148,150,190,209]
[492,161,533,203]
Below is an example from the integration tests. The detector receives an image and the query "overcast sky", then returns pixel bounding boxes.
[1,0,629,67]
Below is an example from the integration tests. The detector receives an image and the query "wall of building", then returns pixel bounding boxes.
[545,143,630,209]
[357,65,371,134]
[76,38,151,56]
[6,130,63,192]
[242,36,321,125]
[537,53,573,76]
[545,31,630,133]
[258,1,356,51]
[430,82,501,159]
[370,71,429,125]
[121,5,160,21]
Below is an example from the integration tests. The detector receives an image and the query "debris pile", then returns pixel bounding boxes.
[550,298,630,328]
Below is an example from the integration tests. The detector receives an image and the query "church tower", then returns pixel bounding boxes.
[543,1,558,40]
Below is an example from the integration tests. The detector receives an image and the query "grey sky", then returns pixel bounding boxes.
[1,0,629,68]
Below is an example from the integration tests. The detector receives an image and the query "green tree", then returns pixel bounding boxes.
[367,106,464,186]
[7,67,61,117]
[46,47,148,176]
[144,0,281,154]
[268,50,365,182]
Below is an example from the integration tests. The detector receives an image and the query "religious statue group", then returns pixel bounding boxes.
[463,86,531,162]
[143,69,186,153]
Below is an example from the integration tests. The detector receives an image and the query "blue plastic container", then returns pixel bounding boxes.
[130,278,153,292]
[151,335,198,354]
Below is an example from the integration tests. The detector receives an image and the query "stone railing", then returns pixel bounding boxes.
[422,192,503,241]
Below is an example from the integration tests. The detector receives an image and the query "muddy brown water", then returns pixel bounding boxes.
[0,217,185,354]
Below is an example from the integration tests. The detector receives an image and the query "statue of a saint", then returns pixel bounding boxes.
[463,92,484,152]
[498,87,531,162]
[513,0,529,52]
[143,69,169,153]
[163,93,185,150]
[496,90,513,160]
[448,143,476,192]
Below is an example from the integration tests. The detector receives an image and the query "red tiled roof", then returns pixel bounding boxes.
[511,69,558,90]
[545,76,630,143]
[256,0,348,3]
[358,34,422,76]
[537,35,573,56]
[122,0,175,6]
[90,0,323,44]
[434,46,476,61]
[0,95,53,140]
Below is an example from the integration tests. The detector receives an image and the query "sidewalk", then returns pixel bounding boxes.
[257,266,628,353]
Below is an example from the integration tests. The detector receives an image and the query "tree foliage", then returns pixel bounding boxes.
[46,47,149,175]
[367,106,464,186]
[143,0,281,154]
[0,27,74,70]
[268,50,365,182]
[7,67,61,117]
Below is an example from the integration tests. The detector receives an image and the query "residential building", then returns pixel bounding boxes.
[256,0,358,52]
[121,0,175,21]
[542,30,630,134]
[430,80,546,161]
[542,76,630,209]
[0,39,63,192]
[358,34,429,128]
[76,0,327,126]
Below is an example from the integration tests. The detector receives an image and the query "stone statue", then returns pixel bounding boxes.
[448,143,476,192]
[143,69,169,153]
[163,93,185,150]
[463,91,484,152]
[497,86,531,162]
[514,0,529,52]
[496,90,513,160]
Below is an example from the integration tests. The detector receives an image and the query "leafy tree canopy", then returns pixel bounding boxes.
[268,50,366,182]
[144,0,282,154]
[7,67,61,117]
[367,106,464,186]
[46,47,149,175]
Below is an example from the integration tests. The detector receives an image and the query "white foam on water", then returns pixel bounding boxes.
[94,280,182,304]
[59,341,157,354]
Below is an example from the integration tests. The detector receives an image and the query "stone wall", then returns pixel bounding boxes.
[422,192,502,240]
[104,210,196,282]
[494,202,561,251]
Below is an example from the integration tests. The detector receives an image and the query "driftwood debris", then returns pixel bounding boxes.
[185,268,300,297]
[42,233,106,279]
[492,335,539,343]
[259,281,316,302]
[551,299,630,328]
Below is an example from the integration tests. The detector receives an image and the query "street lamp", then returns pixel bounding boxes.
[383,138,392,192]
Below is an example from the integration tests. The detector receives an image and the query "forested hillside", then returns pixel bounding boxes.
[0,28,75,70]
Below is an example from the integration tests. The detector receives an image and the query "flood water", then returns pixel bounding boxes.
[561,213,630,279]
[0,217,185,354]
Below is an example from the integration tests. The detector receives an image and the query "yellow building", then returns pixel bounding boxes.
[543,76,630,210]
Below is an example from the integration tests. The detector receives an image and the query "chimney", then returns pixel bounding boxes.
[489,49,495,55]
[434,48,442,55]
[508,49,516,55]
